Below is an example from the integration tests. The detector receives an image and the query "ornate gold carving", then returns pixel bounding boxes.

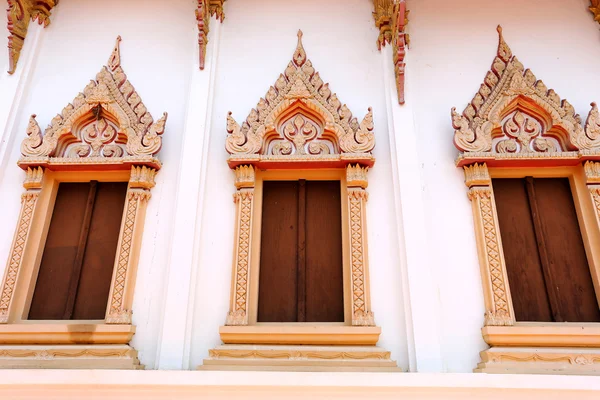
[374,0,409,105]
[0,189,39,323]
[234,165,255,189]
[590,1,600,24]
[463,163,491,188]
[225,31,375,167]
[346,164,368,189]
[466,184,513,327]
[477,348,600,374]
[348,188,374,327]
[22,167,44,190]
[452,26,599,165]
[226,189,254,326]
[196,0,226,70]
[7,0,58,74]
[105,188,150,324]
[18,36,167,171]
[129,166,157,190]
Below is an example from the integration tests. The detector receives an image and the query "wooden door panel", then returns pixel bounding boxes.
[492,178,553,322]
[305,181,344,322]
[28,183,90,320]
[72,182,128,320]
[258,181,299,322]
[533,178,600,322]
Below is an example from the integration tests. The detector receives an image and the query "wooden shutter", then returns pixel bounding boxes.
[493,177,600,323]
[29,181,127,320]
[258,180,344,323]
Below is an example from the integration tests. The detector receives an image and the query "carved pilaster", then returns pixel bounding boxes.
[464,164,514,326]
[584,162,600,229]
[226,166,255,326]
[196,0,226,70]
[347,167,374,326]
[105,181,152,324]
[7,0,58,74]
[0,168,44,323]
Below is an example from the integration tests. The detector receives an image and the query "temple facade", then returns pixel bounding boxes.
[1,0,600,398]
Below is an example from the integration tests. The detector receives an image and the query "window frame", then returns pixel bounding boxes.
[464,163,600,347]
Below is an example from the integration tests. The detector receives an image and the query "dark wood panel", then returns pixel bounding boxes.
[28,183,90,320]
[492,178,553,322]
[72,182,128,320]
[258,181,299,322]
[305,181,344,322]
[532,178,600,322]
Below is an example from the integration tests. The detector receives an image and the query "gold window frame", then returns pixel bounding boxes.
[0,37,166,369]
[452,26,600,374]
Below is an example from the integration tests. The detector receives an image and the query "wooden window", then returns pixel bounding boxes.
[493,177,600,323]
[28,181,127,320]
[258,180,344,323]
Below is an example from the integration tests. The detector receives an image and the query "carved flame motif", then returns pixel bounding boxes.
[19,36,167,165]
[225,30,375,159]
[452,26,600,156]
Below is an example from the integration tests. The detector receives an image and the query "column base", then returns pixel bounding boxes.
[200,344,401,372]
[475,347,600,375]
[0,344,143,369]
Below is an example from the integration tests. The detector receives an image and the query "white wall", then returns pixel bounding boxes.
[1,0,600,373]
[406,0,600,372]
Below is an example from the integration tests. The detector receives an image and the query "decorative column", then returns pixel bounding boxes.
[584,162,600,225]
[105,166,155,324]
[346,164,375,326]
[464,163,514,327]
[225,165,255,326]
[0,167,44,323]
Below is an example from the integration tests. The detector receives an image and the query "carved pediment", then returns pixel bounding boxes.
[19,37,167,171]
[225,31,375,168]
[452,26,600,167]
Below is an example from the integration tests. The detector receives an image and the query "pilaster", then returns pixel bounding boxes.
[381,45,443,372]
[155,18,221,370]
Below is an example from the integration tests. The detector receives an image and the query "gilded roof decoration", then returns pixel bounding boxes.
[452,26,600,167]
[19,36,167,171]
[225,30,375,169]
[7,0,58,74]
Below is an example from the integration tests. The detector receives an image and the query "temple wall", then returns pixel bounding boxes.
[0,0,599,374]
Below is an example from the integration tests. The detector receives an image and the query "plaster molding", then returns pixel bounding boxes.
[196,0,225,70]
[374,0,408,105]
[6,0,58,74]
[590,1,600,24]
[452,26,600,167]
[225,30,375,169]
[18,36,167,172]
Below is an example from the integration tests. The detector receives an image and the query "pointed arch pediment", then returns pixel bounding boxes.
[225,31,375,169]
[18,37,168,171]
[452,26,600,167]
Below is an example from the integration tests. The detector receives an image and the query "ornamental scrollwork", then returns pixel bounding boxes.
[18,36,167,170]
[225,30,375,165]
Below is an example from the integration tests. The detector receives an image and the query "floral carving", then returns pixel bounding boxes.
[590,1,600,24]
[197,0,226,70]
[225,31,375,166]
[19,36,167,171]
[452,26,600,164]
[7,0,58,74]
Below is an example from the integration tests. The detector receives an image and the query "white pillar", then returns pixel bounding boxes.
[381,45,444,372]
[155,19,221,370]
[0,24,44,187]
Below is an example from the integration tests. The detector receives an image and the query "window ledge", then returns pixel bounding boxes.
[219,325,381,345]
[0,324,135,344]
[483,324,600,347]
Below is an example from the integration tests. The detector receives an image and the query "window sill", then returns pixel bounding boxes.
[0,323,135,344]
[219,325,381,345]
[482,323,600,347]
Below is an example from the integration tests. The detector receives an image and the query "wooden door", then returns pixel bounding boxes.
[29,181,127,320]
[258,180,344,323]
[493,177,600,322]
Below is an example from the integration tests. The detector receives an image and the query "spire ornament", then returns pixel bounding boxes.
[452,26,600,167]
[225,31,375,169]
